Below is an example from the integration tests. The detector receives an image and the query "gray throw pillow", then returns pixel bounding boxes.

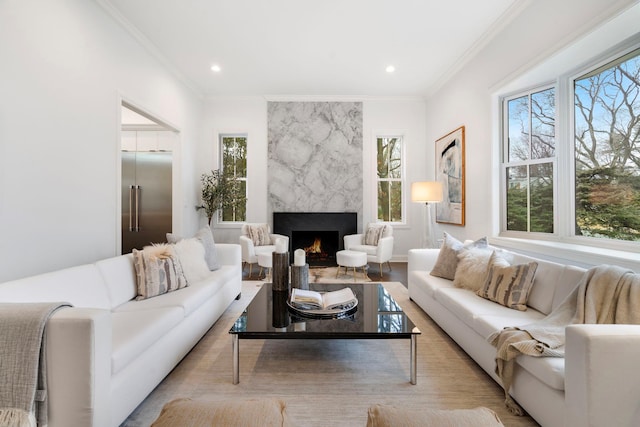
[429,233,487,280]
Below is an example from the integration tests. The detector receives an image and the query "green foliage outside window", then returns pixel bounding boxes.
[220,135,247,222]
[574,49,640,241]
[377,137,403,222]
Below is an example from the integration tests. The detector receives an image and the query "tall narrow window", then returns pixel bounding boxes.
[220,134,247,222]
[377,136,403,222]
[502,87,556,233]
[574,49,640,241]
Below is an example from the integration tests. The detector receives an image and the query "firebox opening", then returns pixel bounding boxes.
[292,230,339,267]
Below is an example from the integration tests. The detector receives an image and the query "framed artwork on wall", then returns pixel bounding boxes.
[435,126,465,226]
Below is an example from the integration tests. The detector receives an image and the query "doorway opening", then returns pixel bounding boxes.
[121,102,177,254]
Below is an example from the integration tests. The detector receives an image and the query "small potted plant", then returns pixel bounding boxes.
[197,169,246,225]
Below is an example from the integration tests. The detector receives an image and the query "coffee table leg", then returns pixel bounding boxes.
[410,334,417,385]
[232,335,239,384]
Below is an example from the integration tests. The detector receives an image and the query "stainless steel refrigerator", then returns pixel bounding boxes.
[121,151,172,254]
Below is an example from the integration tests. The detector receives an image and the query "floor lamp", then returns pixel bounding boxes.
[411,181,443,248]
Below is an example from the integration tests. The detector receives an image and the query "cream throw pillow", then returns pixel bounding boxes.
[477,252,538,311]
[247,224,271,246]
[173,238,211,284]
[430,233,487,280]
[452,246,494,291]
[364,223,387,245]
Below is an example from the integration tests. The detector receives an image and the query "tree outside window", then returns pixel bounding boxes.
[574,49,640,241]
[220,134,247,222]
[504,88,555,233]
[377,136,403,222]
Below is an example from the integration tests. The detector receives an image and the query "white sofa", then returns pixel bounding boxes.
[0,243,242,427]
[408,246,640,427]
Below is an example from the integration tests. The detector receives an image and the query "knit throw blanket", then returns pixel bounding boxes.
[487,264,640,415]
[0,302,71,427]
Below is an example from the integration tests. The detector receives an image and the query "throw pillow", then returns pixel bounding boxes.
[173,238,211,284]
[430,233,487,280]
[194,227,220,271]
[366,404,505,427]
[132,245,187,301]
[364,223,387,245]
[452,246,494,291]
[246,224,271,246]
[477,252,538,311]
[151,398,294,427]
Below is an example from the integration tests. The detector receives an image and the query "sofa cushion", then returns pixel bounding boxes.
[0,264,111,309]
[510,253,565,315]
[168,227,220,271]
[111,306,184,375]
[114,265,237,316]
[95,254,137,308]
[430,233,487,280]
[477,258,538,311]
[552,265,585,311]
[517,354,566,391]
[434,287,509,327]
[474,312,546,341]
[409,271,454,298]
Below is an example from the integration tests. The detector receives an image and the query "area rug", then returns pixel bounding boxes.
[120,282,538,427]
[309,266,371,283]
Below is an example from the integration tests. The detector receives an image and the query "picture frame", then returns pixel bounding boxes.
[435,126,465,226]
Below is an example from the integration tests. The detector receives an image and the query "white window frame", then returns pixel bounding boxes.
[375,134,406,225]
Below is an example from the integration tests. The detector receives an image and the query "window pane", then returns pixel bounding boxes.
[377,181,402,222]
[574,50,640,240]
[531,89,555,159]
[389,138,402,179]
[508,96,529,162]
[530,163,554,233]
[506,166,528,231]
[377,137,389,178]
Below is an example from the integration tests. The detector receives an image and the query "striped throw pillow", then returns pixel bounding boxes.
[133,246,188,300]
[477,254,538,311]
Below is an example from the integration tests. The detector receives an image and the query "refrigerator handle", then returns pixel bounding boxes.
[135,185,141,232]
[128,185,135,232]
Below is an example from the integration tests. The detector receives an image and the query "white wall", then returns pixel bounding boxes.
[203,96,427,260]
[424,0,639,263]
[0,0,203,281]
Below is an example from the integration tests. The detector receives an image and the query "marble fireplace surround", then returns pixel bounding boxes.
[273,212,357,266]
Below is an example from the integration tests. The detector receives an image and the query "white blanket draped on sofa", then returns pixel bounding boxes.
[0,302,71,427]
[489,264,640,415]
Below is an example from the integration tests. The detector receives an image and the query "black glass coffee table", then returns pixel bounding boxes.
[229,282,421,384]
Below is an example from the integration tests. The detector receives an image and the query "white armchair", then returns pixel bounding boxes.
[344,223,394,278]
[239,223,289,278]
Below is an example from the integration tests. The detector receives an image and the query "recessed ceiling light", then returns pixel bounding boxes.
[385,65,395,73]
[211,64,221,73]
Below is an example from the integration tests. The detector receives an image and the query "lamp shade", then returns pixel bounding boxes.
[411,181,443,203]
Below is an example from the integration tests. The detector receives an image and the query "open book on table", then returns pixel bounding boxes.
[289,287,357,311]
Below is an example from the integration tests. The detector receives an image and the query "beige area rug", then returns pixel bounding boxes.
[309,266,371,283]
[121,282,539,427]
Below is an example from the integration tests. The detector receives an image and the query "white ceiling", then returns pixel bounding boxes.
[102,0,519,98]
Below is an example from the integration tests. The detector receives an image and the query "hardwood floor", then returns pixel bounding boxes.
[242,261,408,285]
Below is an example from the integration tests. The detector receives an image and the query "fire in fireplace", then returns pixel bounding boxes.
[293,230,339,266]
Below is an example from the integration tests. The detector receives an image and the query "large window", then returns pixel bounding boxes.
[377,136,404,223]
[501,47,640,245]
[220,134,247,222]
[574,49,640,241]
[503,87,556,233]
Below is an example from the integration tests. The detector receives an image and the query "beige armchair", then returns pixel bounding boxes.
[344,223,394,277]
[239,223,289,277]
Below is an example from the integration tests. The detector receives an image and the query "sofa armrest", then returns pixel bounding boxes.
[215,243,242,267]
[565,324,640,427]
[46,307,111,427]
[344,234,363,250]
[407,248,440,272]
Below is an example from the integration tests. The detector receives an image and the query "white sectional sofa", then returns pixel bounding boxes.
[0,243,242,427]
[408,244,640,427]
